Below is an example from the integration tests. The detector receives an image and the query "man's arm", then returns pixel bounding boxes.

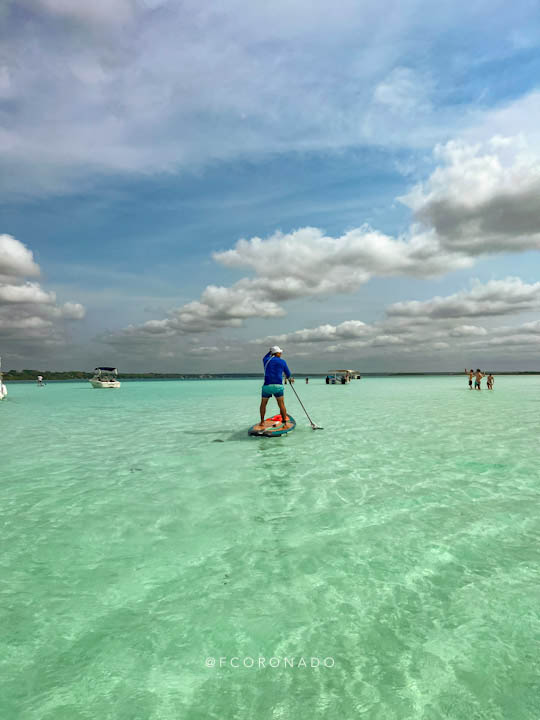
[282,359,292,379]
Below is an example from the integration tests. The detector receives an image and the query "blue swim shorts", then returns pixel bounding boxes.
[262,383,284,398]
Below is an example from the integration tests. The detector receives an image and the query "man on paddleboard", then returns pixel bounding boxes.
[257,346,293,429]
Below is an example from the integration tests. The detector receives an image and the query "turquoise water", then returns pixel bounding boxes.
[1,377,540,719]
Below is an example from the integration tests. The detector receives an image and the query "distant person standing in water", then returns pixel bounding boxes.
[256,346,293,429]
[474,369,484,390]
[466,368,474,389]
[305,377,309,384]
[325,375,330,385]
[487,373,494,390]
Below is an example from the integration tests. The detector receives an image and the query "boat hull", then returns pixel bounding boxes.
[89,379,121,388]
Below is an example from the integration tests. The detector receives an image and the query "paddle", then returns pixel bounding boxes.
[288,379,323,430]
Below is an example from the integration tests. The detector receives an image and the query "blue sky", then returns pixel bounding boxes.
[2,0,540,372]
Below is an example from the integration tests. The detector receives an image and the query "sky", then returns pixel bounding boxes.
[2,0,540,373]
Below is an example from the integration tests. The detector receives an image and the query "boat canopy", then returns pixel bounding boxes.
[93,367,118,374]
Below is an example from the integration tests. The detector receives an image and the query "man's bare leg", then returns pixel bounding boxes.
[260,397,269,425]
[276,396,288,425]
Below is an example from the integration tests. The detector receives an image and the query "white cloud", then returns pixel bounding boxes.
[449,325,488,337]
[386,278,540,319]
[0,234,40,282]
[475,319,540,349]
[255,320,373,346]
[215,225,472,291]
[401,137,540,255]
[0,234,85,343]
[0,315,52,330]
[0,282,53,305]
[58,302,86,320]
[514,320,540,334]
[186,345,223,355]
[485,333,540,347]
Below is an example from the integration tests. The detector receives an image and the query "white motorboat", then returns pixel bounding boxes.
[0,356,7,400]
[90,367,121,388]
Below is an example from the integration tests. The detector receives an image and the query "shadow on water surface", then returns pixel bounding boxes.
[182,428,299,443]
[181,428,258,443]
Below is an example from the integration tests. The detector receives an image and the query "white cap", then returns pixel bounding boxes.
[270,345,283,354]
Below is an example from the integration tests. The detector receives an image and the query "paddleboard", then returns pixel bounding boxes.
[248,414,296,437]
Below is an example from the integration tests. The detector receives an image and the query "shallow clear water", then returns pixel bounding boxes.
[1,377,540,719]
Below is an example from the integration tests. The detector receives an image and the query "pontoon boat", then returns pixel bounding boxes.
[326,370,361,384]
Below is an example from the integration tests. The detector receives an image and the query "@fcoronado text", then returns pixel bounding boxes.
[205,656,335,669]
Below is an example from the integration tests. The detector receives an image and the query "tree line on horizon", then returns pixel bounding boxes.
[2,370,265,381]
[3,369,539,381]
